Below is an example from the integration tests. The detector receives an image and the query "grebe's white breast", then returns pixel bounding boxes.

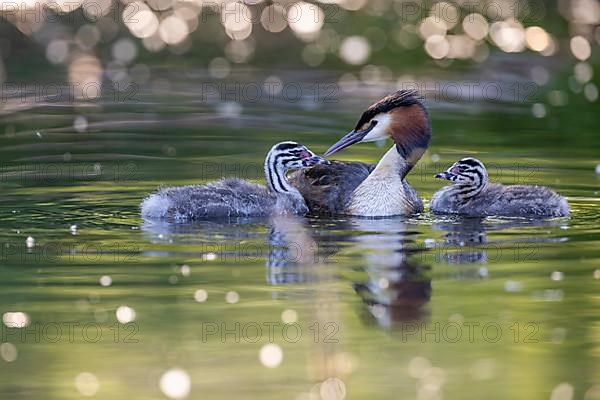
[347,146,422,217]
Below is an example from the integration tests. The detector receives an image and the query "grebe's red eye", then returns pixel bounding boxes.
[450,166,461,175]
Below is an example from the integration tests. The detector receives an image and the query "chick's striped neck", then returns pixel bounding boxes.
[454,164,487,201]
[264,150,297,194]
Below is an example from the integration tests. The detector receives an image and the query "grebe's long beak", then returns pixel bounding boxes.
[323,124,377,157]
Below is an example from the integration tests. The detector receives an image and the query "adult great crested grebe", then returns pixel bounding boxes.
[141,142,330,221]
[431,157,570,217]
[288,90,432,217]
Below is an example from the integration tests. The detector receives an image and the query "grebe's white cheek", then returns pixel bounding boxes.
[361,113,392,143]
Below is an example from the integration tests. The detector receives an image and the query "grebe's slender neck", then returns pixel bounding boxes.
[347,145,422,216]
[264,151,299,195]
[375,145,414,180]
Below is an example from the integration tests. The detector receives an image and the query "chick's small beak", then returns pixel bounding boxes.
[435,165,461,180]
[434,171,453,180]
[305,155,330,166]
[324,124,377,157]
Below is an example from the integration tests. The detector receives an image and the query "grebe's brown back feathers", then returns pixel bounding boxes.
[287,161,374,214]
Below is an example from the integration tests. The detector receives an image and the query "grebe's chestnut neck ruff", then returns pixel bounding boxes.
[141,142,330,221]
[290,90,431,217]
[324,89,431,166]
[431,157,569,218]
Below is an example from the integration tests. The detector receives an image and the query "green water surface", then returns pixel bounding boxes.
[0,66,599,400]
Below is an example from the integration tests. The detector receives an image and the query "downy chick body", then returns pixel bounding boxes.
[430,157,569,218]
[141,142,329,221]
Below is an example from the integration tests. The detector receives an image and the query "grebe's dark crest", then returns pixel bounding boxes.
[324,89,430,163]
[141,142,330,221]
[431,157,569,218]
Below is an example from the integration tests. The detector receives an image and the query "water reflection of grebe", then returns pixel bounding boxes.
[266,216,432,326]
[349,218,431,327]
[432,216,568,270]
[266,215,320,285]
[433,217,488,265]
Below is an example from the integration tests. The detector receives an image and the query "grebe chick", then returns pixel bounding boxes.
[430,157,569,218]
[141,142,330,221]
[289,90,431,217]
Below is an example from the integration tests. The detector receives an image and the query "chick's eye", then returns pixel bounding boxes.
[299,150,311,159]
